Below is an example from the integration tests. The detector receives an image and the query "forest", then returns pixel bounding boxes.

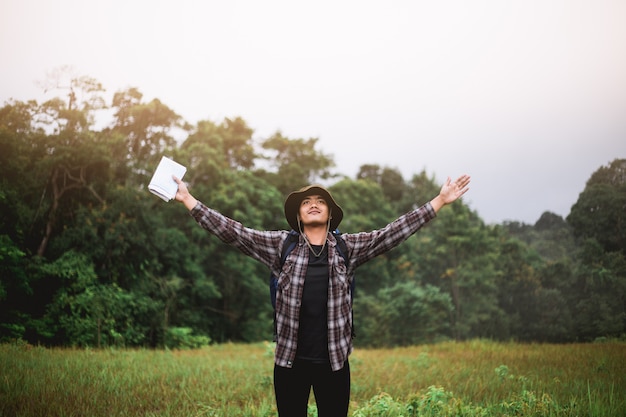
[0,73,624,349]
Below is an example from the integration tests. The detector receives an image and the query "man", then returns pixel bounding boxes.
[174,174,470,417]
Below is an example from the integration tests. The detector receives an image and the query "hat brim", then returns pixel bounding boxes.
[284,185,343,231]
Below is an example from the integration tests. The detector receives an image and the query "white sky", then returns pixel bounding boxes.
[1,0,625,224]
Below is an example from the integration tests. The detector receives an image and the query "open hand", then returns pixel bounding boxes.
[439,174,471,205]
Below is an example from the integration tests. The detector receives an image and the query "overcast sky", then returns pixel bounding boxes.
[2,0,625,224]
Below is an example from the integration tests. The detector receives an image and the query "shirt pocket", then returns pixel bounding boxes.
[276,262,293,297]
[332,262,351,296]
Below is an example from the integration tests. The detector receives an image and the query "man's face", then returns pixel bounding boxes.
[298,194,330,227]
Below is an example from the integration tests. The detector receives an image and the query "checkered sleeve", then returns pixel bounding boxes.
[342,202,437,269]
[189,201,286,269]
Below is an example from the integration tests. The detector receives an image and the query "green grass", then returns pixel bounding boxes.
[1,340,624,416]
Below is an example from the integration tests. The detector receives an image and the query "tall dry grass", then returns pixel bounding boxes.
[350,340,625,414]
[1,339,624,416]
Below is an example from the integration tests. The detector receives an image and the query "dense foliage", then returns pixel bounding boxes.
[1,72,624,348]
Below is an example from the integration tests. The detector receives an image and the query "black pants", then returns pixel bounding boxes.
[274,359,350,417]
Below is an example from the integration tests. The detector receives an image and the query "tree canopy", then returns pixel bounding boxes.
[1,72,624,348]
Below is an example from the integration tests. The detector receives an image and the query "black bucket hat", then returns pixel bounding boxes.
[284,184,343,231]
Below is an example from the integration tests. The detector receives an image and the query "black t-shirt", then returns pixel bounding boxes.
[295,245,330,363]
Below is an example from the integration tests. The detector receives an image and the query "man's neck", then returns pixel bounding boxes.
[302,225,328,245]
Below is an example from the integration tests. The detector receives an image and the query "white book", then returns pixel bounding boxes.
[148,156,187,202]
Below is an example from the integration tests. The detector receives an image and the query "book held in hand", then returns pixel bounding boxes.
[148,156,187,202]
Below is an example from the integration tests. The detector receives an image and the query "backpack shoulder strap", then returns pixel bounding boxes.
[280,230,299,265]
[333,229,356,338]
[332,229,350,267]
[271,230,299,342]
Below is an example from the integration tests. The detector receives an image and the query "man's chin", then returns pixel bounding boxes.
[302,220,328,228]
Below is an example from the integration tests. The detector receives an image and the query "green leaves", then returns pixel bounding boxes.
[1,75,623,348]
[260,132,336,194]
[568,163,626,255]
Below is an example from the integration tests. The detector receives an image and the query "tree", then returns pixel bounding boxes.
[358,283,452,347]
[42,250,157,347]
[356,164,382,182]
[409,204,503,340]
[356,164,408,210]
[36,66,106,133]
[569,238,626,340]
[111,87,181,165]
[17,70,112,257]
[0,101,45,246]
[568,159,626,255]
[5,71,625,347]
[193,171,284,341]
[564,159,626,340]
[259,132,336,194]
[525,287,573,342]
[34,141,109,257]
[532,212,575,261]
[179,117,258,195]
[0,235,29,341]
[493,237,544,340]
[329,178,396,234]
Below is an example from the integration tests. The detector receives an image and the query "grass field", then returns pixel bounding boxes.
[1,339,624,416]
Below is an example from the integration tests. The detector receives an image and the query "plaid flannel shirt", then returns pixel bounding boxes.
[190,201,436,371]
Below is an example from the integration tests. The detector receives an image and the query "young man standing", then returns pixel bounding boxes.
[174,174,470,417]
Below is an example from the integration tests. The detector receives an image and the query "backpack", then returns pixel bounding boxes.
[269,229,354,341]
